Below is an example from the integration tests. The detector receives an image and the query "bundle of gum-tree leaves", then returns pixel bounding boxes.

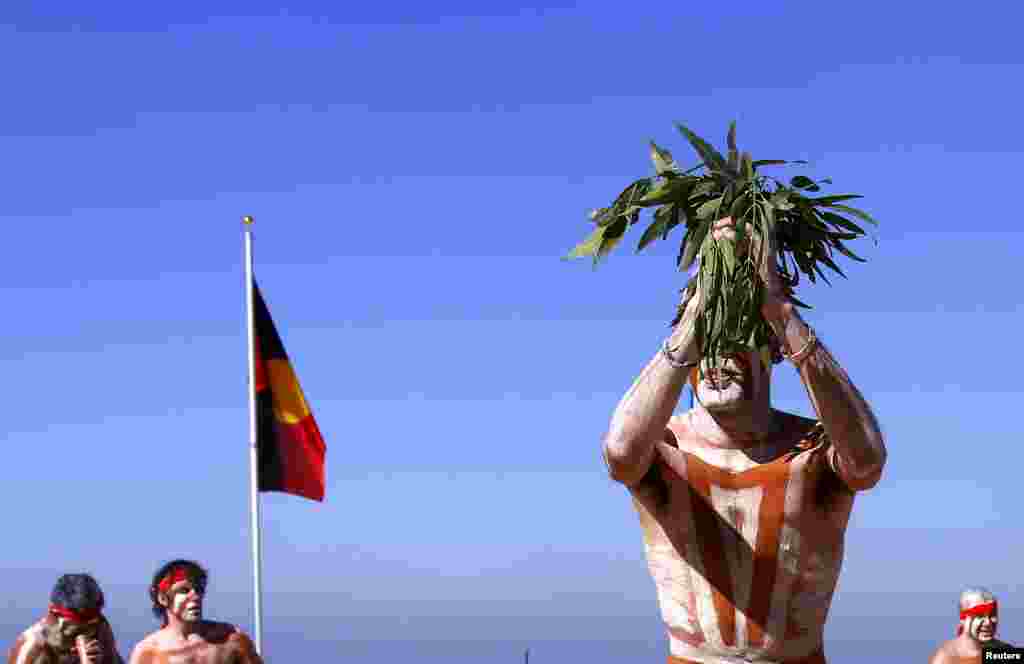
[565,121,878,366]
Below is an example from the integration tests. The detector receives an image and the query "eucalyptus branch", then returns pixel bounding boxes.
[565,121,879,365]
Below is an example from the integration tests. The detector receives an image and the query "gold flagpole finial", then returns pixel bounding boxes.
[243,215,255,225]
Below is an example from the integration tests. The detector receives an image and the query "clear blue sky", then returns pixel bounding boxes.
[2,2,1023,662]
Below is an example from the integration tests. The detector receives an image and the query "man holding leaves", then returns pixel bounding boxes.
[601,213,886,662]
[570,122,886,663]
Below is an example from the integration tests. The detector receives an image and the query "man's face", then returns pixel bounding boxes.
[162,578,204,624]
[962,596,998,642]
[46,614,101,649]
[695,349,770,412]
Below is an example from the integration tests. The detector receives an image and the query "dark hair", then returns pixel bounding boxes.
[50,574,105,611]
[148,559,208,623]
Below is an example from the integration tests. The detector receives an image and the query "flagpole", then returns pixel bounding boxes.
[243,215,265,656]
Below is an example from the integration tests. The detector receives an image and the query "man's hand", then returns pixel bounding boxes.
[76,636,103,664]
[710,216,790,322]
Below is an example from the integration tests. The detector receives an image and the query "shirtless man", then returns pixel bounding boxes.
[928,588,1016,663]
[6,573,124,664]
[602,217,887,663]
[128,560,262,664]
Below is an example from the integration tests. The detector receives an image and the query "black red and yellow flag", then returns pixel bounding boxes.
[252,281,326,502]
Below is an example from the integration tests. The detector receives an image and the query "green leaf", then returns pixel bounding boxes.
[690,179,719,198]
[740,152,754,181]
[762,200,777,269]
[638,177,693,206]
[790,175,820,192]
[636,219,664,253]
[679,219,711,271]
[792,249,816,282]
[789,293,813,309]
[729,192,750,222]
[820,211,866,236]
[616,177,654,202]
[720,237,737,275]
[649,141,675,176]
[770,189,795,211]
[783,252,801,288]
[696,196,724,220]
[592,179,652,225]
[664,203,683,239]
[621,205,643,224]
[726,121,738,173]
[564,226,605,261]
[827,203,879,226]
[806,194,863,206]
[674,123,728,172]
[817,252,847,278]
[752,159,808,168]
[637,204,674,252]
[596,217,628,262]
[812,262,833,286]
[797,204,827,232]
[589,207,612,226]
[833,239,868,262]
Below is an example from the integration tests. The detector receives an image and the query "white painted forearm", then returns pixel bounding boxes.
[603,298,701,486]
[765,304,886,490]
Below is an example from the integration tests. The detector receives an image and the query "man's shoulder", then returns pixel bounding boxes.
[928,650,953,664]
[926,639,957,663]
[225,629,257,653]
[7,626,51,662]
[200,621,242,644]
[130,630,163,655]
[15,620,50,646]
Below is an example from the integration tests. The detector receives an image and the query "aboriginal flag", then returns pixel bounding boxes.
[252,281,326,502]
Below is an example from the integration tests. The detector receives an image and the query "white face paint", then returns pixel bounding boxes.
[959,591,998,643]
[966,613,998,642]
[167,581,203,623]
[695,350,770,413]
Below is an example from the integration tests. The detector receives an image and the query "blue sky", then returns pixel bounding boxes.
[2,2,1023,662]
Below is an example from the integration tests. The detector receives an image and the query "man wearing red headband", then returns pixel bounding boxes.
[128,560,262,664]
[928,588,1015,663]
[602,218,887,663]
[5,573,124,664]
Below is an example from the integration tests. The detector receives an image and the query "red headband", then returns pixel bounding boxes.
[957,600,997,635]
[49,603,101,623]
[157,568,191,593]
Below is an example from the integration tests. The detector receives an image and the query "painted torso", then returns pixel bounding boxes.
[631,412,855,664]
[131,623,253,664]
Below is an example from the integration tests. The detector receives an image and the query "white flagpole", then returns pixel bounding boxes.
[243,215,265,655]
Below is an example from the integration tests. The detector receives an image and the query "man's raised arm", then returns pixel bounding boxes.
[602,292,701,487]
[764,300,886,491]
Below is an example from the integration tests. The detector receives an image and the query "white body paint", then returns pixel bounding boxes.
[633,415,853,663]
